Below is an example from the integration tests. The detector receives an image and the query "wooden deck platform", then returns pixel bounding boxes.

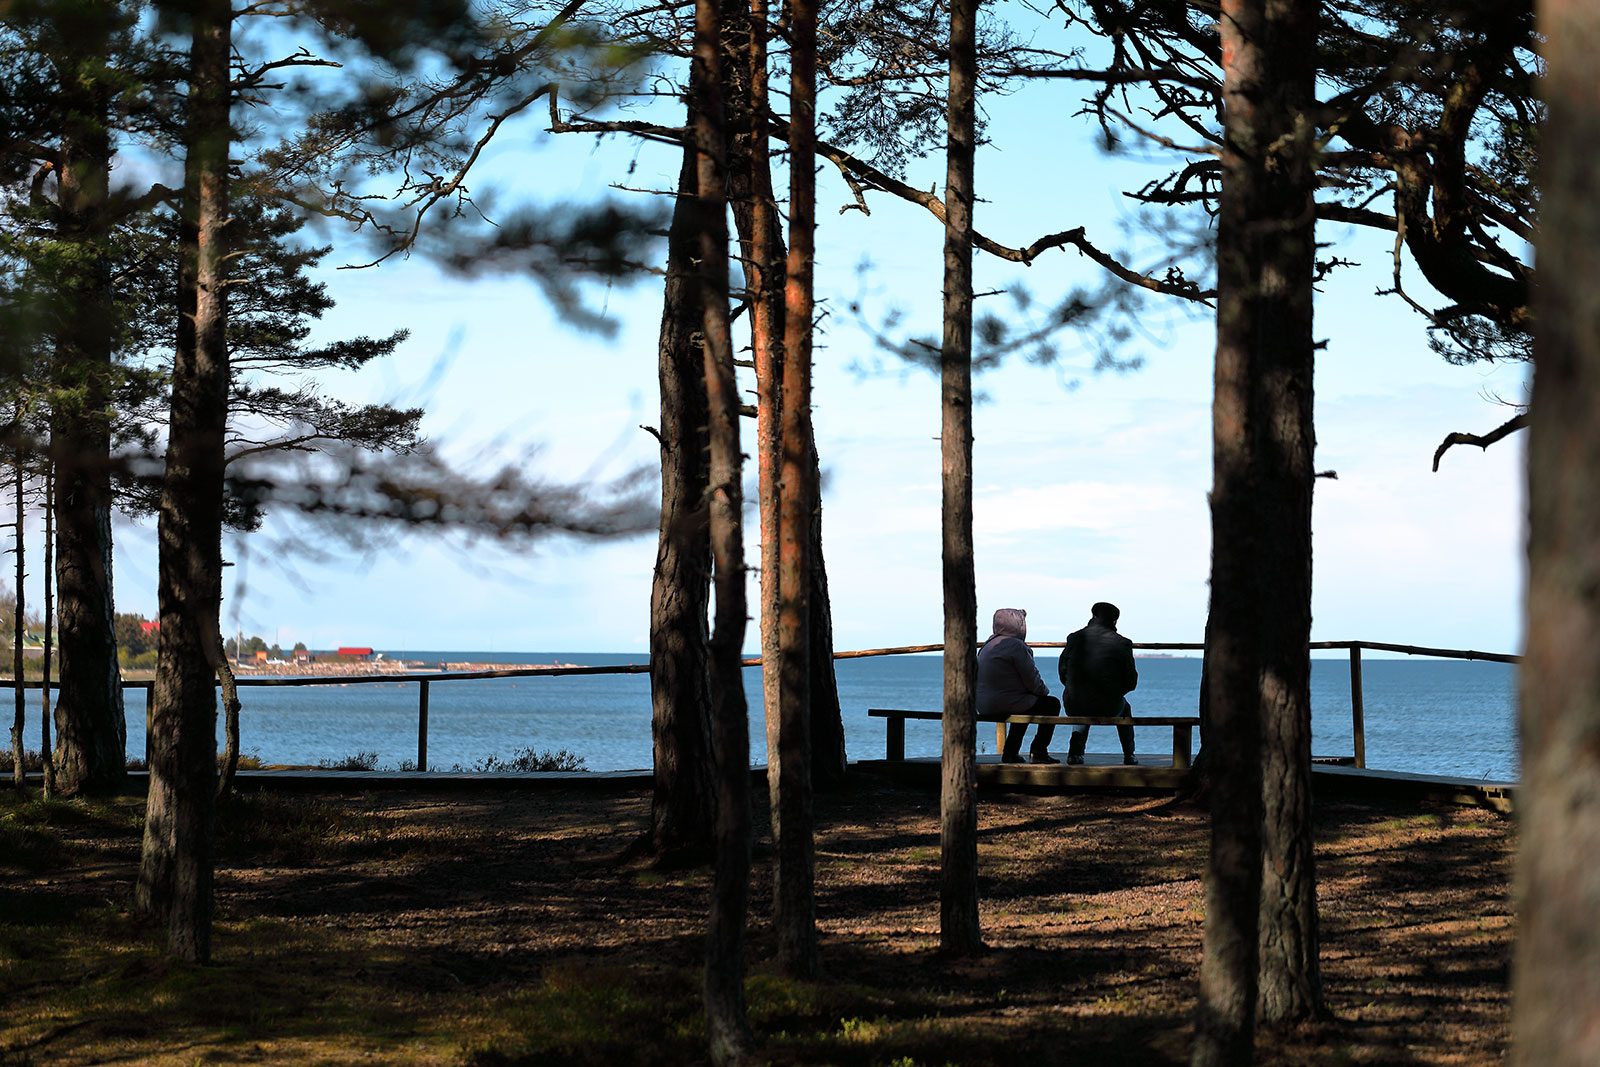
[850,754,1517,811]
[855,752,1195,792]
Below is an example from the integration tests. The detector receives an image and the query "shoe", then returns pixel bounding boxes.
[1001,753,1025,764]
[1065,755,1084,766]
[1029,753,1060,765]
[1122,755,1138,766]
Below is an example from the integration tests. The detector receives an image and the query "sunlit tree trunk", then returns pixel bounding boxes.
[730,0,785,839]
[720,0,844,798]
[647,139,716,868]
[938,0,981,957]
[1511,3,1600,1062]
[1194,0,1319,1058]
[767,0,820,980]
[136,0,231,964]
[693,0,755,1057]
[50,16,125,797]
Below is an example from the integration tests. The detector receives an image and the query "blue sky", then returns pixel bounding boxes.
[89,17,1528,656]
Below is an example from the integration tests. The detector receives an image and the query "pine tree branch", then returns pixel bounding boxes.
[1432,412,1528,471]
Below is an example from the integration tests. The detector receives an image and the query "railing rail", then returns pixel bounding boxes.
[7,639,1517,772]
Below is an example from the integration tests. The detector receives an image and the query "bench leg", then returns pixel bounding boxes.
[887,717,905,762]
[996,722,1007,756]
[1173,724,1193,770]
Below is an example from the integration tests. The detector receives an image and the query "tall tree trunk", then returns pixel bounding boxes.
[732,0,784,837]
[214,652,241,801]
[1194,0,1318,1057]
[41,472,54,800]
[1248,0,1322,1029]
[50,20,125,798]
[938,0,982,957]
[12,426,25,794]
[692,0,755,1058]
[136,0,231,964]
[646,137,717,869]
[1511,4,1600,1062]
[806,503,846,789]
[719,0,846,797]
[719,0,785,853]
[768,0,820,980]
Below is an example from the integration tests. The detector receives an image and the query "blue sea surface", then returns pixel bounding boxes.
[68,651,1518,782]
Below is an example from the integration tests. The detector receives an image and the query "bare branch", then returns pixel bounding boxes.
[1432,412,1528,471]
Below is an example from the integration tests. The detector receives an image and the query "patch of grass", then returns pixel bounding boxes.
[1376,811,1449,835]
[0,794,143,873]
[461,961,703,1066]
[2,914,467,1064]
[215,793,384,865]
[0,808,63,871]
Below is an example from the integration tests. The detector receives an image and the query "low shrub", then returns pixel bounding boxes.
[452,747,587,773]
[316,750,380,772]
[0,748,46,774]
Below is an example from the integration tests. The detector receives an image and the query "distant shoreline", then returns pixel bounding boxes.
[103,658,583,683]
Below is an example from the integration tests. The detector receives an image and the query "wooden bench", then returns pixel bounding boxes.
[867,708,1200,770]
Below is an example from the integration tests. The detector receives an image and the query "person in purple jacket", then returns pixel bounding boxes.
[976,607,1061,764]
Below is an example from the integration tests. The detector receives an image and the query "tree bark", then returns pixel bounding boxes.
[49,24,125,798]
[1249,0,1322,1029]
[214,653,242,801]
[806,498,846,790]
[719,0,846,798]
[767,0,820,980]
[41,472,55,800]
[938,0,982,957]
[726,0,785,840]
[1511,3,1600,1062]
[693,0,755,1058]
[12,426,25,794]
[136,0,231,964]
[1194,0,1319,1058]
[646,137,717,869]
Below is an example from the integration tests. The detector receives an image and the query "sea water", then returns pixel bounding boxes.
[55,652,1516,782]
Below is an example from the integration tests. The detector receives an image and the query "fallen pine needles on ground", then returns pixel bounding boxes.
[0,777,1511,1065]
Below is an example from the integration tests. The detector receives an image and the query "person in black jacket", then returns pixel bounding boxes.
[1058,602,1139,765]
[977,607,1061,764]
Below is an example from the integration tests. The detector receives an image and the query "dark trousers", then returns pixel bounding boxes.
[1003,693,1062,758]
[1066,698,1134,759]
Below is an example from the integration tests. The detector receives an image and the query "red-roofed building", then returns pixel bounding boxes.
[336,647,375,660]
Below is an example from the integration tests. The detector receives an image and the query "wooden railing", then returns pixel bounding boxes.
[840,639,1519,769]
[9,639,1518,771]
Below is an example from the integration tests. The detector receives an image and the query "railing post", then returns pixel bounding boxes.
[417,679,429,772]
[1349,643,1365,769]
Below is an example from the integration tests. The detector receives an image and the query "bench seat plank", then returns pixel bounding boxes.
[867,708,1198,726]
[868,708,1197,769]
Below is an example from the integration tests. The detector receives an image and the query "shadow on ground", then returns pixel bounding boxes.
[0,775,1511,1065]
